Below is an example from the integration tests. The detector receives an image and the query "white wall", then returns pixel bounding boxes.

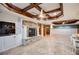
[55,3,79,20]
[63,3,79,19]
[52,28,76,36]
[0,5,23,52]
[50,25,77,38]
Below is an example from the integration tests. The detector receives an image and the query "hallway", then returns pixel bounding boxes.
[0,35,75,55]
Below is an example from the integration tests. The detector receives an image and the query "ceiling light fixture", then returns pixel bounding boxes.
[38,9,48,20]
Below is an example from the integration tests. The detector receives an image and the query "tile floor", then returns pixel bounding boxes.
[0,35,75,55]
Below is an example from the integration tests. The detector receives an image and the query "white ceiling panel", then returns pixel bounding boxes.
[12,3,30,9]
[27,8,40,15]
[48,11,61,16]
[39,3,60,12]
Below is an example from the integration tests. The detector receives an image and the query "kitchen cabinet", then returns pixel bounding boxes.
[4,35,16,50]
[0,37,4,52]
[0,35,22,53]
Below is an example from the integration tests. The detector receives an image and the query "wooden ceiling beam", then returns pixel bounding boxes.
[48,12,62,19]
[2,3,63,20]
[49,3,63,19]
[45,8,60,13]
[52,19,79,24]
[3,3,37,18]
[31,3,41,11]
[22,3,42,11]
[31,3,50,17]
[60,3,63,15]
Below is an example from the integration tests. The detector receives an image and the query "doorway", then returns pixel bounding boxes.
[43,25,50,36]
[38,24,50,36]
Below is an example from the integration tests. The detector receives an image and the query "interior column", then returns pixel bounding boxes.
[37,24,40,36]
[41,24,44,37]
[50,24,53,36]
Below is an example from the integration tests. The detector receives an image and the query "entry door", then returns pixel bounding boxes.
[43,25,50,36]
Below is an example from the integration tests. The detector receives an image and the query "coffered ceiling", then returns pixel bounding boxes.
[52,19,79,25]
[1,3,63,20]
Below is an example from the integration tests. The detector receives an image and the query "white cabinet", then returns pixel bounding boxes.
[4,35,16,50]
[15,34,22,46]
[0,35,22,53]
[0,38,4,52]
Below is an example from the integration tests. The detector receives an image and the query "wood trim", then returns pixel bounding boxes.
[39,24,42,35]
[48,12,62,19]
[45,8,60,13]
[1,3,63,19]
[47,3,63,19]
[31,3,50,17]
[52,19,79,24]
[60,3,63,15]
[2,3,37,18]
[22,3,42,11]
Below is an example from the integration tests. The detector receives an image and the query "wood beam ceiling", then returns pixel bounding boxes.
[2,3,37,18]
[48,3,63,19]
[48,11,62,19]
[30,3,50,17]
[52,19,79,24]
[45,8,60,13]
[22,3,41,11]
[60,3,63,15]
[2,3,63,20]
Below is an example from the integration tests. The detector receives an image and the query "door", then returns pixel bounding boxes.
[43,25,50,36]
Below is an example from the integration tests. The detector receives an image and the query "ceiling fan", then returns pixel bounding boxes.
[32,9,58,20]
[38,9,48,19]
[32,9,48,20]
